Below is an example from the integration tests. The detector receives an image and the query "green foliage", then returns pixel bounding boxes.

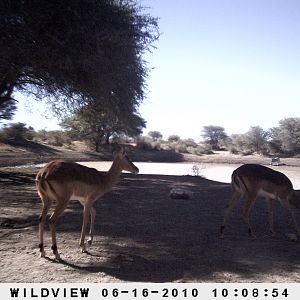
[0,0,159,119]
[166,140,213,155]
[230,134,253,155]
[61,104,146,151]
[0,99,17,120]
[229,127,268,155]
[136,133,215,155]
[270,118,300,155]
[245,126,269,154]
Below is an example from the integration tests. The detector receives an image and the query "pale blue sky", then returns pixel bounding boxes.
[140,0,300,139]
[9,0,300,140]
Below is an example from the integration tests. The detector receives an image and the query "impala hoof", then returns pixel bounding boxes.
[81,245,88,253]
[55,253,61,260]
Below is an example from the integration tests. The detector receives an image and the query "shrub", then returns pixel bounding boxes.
[195,144,214,155]
[136,138,154,150]
[34,130,71,147]
[173,142,188,153]
[0,123,35,141]
[183,138,197,147]
[229,147,239,155]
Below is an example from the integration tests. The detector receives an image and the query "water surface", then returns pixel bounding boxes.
[79,161,300,189]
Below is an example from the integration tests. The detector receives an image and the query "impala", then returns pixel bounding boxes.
[36,148,139,259]
[220,164,300,238]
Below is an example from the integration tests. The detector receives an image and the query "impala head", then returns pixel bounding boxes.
[113,148,139,174]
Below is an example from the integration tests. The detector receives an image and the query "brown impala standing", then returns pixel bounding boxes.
[36,148,139,259]
[220,164,300,238]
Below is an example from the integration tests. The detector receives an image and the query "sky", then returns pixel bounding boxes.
[8,0,300,141]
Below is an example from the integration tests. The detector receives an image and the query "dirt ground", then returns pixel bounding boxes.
[1,143,300,283]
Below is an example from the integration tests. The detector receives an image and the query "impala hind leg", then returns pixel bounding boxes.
[267,198,275,236]
[38,197,52,258]
[88,206,96,246]
[220,191,242,238]
[49,200,68,260]
[280,198,300,236]
[242,194,257,238]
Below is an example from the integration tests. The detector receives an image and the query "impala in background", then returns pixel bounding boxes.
[220,164,300,238]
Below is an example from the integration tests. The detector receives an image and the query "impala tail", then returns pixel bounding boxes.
[231,171,248,194]
[36,177,57,200]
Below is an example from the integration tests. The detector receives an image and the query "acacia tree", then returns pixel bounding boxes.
[202,125,228,150]
[0,0,159,119]
[61,104,146,151]
[168,135,181,143]
[148,131,163,141]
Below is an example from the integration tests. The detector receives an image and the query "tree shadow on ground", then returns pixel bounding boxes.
[82,144,185,163]
[4,139,60,155]
[44,174,300,282]
[1,171,300,282]
[0,171,35,185]
[131,149,184,162]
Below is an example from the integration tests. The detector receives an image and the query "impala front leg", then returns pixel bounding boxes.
[220,191,241,238]
[80,203,92,253]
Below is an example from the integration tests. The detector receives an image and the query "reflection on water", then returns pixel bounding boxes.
[79,162,300,189]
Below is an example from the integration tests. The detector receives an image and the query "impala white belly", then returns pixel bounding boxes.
[70,194,86,204]
[257,188,277,199]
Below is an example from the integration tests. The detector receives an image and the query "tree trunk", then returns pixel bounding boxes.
[95,140,100,152]
[105,133,111,144]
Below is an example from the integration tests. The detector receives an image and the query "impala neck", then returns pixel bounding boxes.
[105,159,123,188]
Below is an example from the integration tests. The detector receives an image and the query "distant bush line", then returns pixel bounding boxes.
[1,117,300,157]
